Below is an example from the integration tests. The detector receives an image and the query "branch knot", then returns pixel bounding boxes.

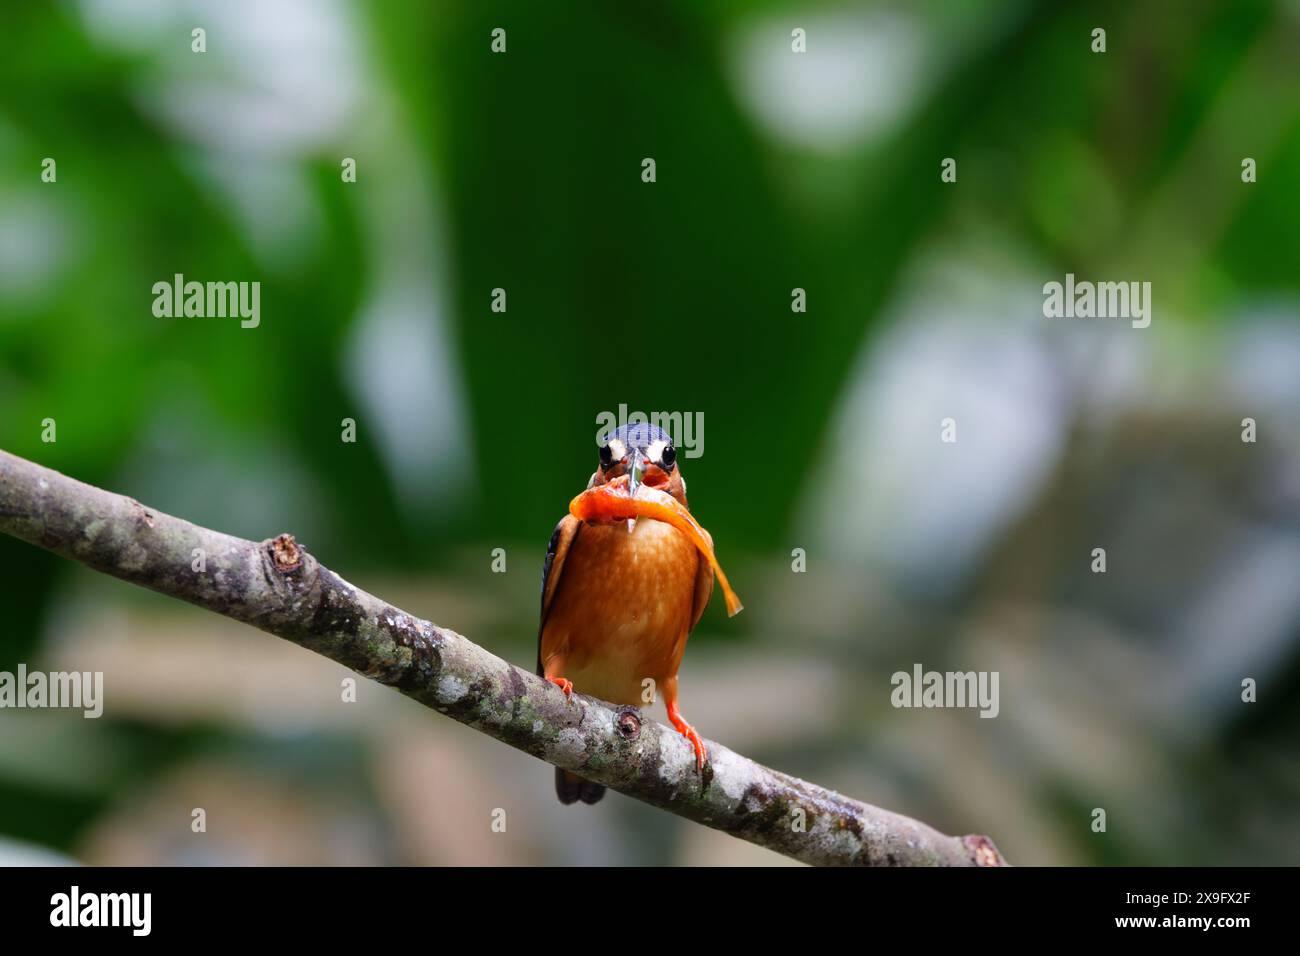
[615,706,642,740]
[269,533,302,573]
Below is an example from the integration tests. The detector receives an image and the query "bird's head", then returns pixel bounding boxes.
[591,423,686,505]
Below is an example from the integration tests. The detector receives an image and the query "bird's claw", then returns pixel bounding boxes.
[546,676,574,701]
[672,719,708,773]
[687,730,707,773]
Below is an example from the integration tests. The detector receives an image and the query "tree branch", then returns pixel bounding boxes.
[0,449,1006,867]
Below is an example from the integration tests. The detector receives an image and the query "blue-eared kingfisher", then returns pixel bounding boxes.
[537,423,717,805]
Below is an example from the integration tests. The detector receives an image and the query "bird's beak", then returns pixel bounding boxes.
[624,452,648,533]
[626,454,645,499]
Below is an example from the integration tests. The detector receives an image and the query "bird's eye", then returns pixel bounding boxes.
[599,444,613,469]
[661,445,676,469]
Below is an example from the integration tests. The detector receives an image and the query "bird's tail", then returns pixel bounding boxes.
[555,768,605,805]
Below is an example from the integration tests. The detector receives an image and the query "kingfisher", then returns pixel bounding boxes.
[537,423,717,805]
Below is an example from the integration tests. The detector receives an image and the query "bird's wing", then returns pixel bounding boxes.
[537,514,581,675]
[689,524,715,633]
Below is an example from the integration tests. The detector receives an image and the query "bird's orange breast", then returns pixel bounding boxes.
[540,520,699,705]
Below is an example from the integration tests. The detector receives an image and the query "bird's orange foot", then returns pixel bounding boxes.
[546,676,574,700]
[680,724,708,773]
[667,706,708,772]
